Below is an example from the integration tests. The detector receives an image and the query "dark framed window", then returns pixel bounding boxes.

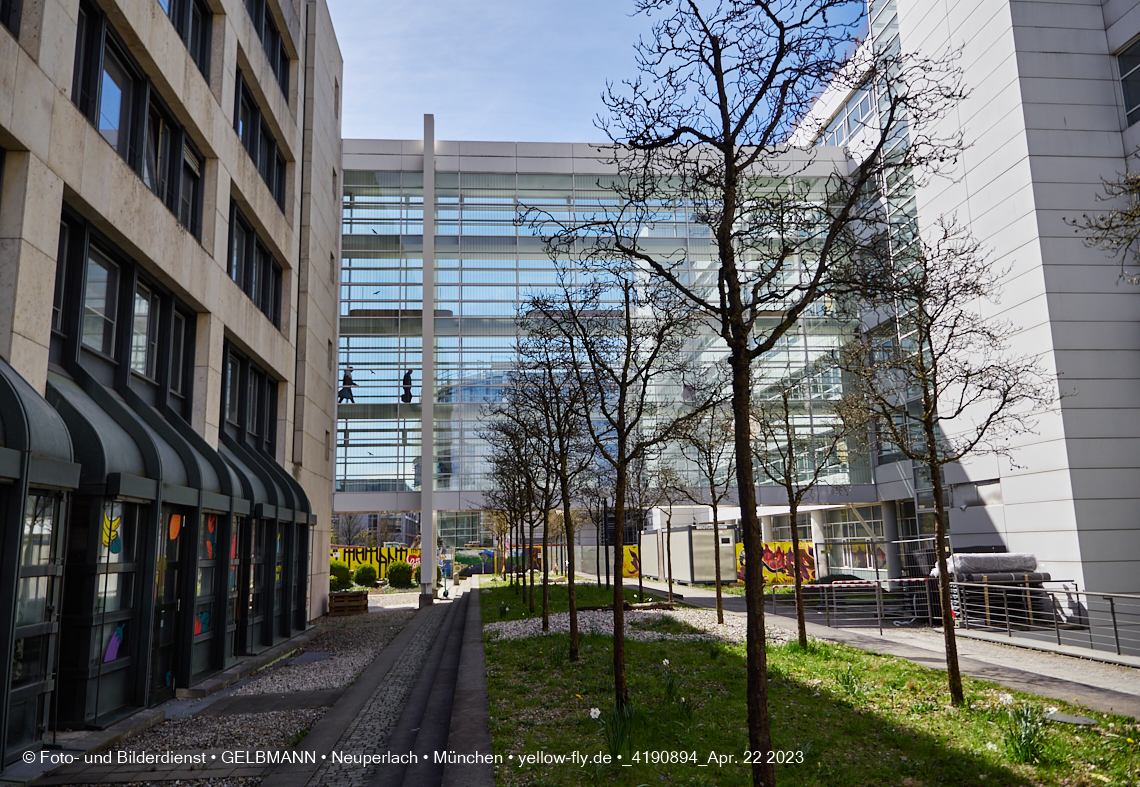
[222,344,278,458]
[56,209,198,415]
[72,0,205,239]
[158,0,211,77]
[243,0,289,96]
[234,72,286,208]
[1,0,21,38]
[130,281,160,378]
[228,203,283,328]
[81,246,119,357]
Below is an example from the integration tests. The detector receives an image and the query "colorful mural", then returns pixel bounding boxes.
[454,548,495,577]
[622,546,640,578]
[331,545,422,579]
[736,541,816,585]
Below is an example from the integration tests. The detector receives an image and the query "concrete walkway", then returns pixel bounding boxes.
[594,574,1140,718]
[13,578,495,787]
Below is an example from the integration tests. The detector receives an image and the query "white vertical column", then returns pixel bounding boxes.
[420,114,436,604]
[810,510,829,579]
[761,516,775,543]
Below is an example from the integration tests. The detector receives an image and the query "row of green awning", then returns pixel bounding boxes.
[0,356,308,523]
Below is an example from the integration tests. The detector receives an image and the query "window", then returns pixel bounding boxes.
[1121,39,1140,126]
[130,281,159,378]
[171,311,188,395]
[228,204,284,327]
[73,1,205,239]
[58,209,198,414]
[223,345,278,457]
[52,223,69,332]
[179,141,203,236]
[243,0,289,96]
[234,72,286,208]
[225,354,240,423]
[1,0,21,37]
[159,0,211,77]
[81,247,119,356]
[97,46,134,157]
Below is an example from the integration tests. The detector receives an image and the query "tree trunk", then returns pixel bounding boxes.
[637,521,644,602]
[788,498,808,650]
[542,510,550,632]
[563,485,579,662]
[929,457,964,705]
[730,348,776,787]
[666,506,675,603]
[612,464,629,708]
[712,502,724,625]
[528,522,536,613]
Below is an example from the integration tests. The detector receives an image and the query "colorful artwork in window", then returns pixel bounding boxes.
[103,623,125,662]
[203,514,216,560]
[102,509,122,554]
[169,513,182,540]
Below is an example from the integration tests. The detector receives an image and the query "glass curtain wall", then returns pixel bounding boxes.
[339,165,866,545]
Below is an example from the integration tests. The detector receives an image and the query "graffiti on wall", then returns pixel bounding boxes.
[735,541,816,585]
[332,545,422,579]
[622,546,640,578]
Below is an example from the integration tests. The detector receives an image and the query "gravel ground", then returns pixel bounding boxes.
[65,781,263,787]
[484,607,794,645]
[233,609,412,695]
[108,709,326,752]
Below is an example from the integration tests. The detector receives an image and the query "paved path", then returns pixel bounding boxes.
[602,574,1140,718]
[19,579,494,787]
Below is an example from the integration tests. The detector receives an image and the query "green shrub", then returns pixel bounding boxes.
[414,564,421,585]
[387,560,414,588]
[330,559,351,588]
[330,575,341,591]
[353,563,378,587]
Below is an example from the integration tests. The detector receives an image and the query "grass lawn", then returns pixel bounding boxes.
[480,576,642,620]
[480,582,1140,786]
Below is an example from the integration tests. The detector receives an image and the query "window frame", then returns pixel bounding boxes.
[72,1,205,240]
[159,0,211,78]
[243,0,289,97]
[234,71,286,210]
[227,202,285,329]
[223,343,279,459]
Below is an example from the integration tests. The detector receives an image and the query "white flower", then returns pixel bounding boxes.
[985,743,998,751]
[998,693,1013,705]
[662,659,670,667]
[1047,706,1058,714]
[589,707,601,720]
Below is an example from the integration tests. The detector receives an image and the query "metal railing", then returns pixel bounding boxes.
[764,575,1140,660]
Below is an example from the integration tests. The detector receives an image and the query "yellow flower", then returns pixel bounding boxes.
[575,694,582,699]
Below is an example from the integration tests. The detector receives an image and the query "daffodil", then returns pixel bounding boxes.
[662,658,670,667]
[589,707,601,719]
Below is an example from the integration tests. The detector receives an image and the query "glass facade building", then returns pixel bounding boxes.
[336,131,871,552]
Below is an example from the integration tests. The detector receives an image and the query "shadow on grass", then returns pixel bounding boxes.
[486,625,1048,787]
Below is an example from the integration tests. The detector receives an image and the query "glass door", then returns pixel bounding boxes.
[191,513,219,679]
[150,507,186,701]
[6,493,65,762]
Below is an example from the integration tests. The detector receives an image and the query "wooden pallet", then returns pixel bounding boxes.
[329,590,369,616]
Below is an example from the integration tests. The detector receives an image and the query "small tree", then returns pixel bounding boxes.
[838,220,1054,705]
[751,357,865,649]
[676,401,736,624]
[332,513,370,546]
[527,265,708,709]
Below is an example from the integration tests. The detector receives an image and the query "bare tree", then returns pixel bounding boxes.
[751,357,865,648]
[525,3,966,777]
[676,401,736,624]
[332,513,369,546]
[528,266,707,709]
[1068,164,1140,285]
[837,219,1054,705]
[515,324,597,656]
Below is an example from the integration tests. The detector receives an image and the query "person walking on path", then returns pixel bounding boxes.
[338,366,356,403]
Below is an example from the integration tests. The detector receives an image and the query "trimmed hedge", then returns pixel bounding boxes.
[353,563,378,587]
[387,560,414,589]
[330,559,352,590]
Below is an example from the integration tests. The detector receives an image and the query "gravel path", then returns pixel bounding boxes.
[108,709,327,752]
[484,607,794,645]
[233,609,412,695]
[308,603,451,787]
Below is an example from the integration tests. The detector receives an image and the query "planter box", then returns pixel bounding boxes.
[329,590,369,616]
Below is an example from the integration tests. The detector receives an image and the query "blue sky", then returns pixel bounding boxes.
[325,0,655,143]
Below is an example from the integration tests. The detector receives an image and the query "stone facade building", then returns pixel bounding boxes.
[0,0,341,761]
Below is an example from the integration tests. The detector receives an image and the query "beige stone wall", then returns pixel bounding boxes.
[0,0,340,612]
